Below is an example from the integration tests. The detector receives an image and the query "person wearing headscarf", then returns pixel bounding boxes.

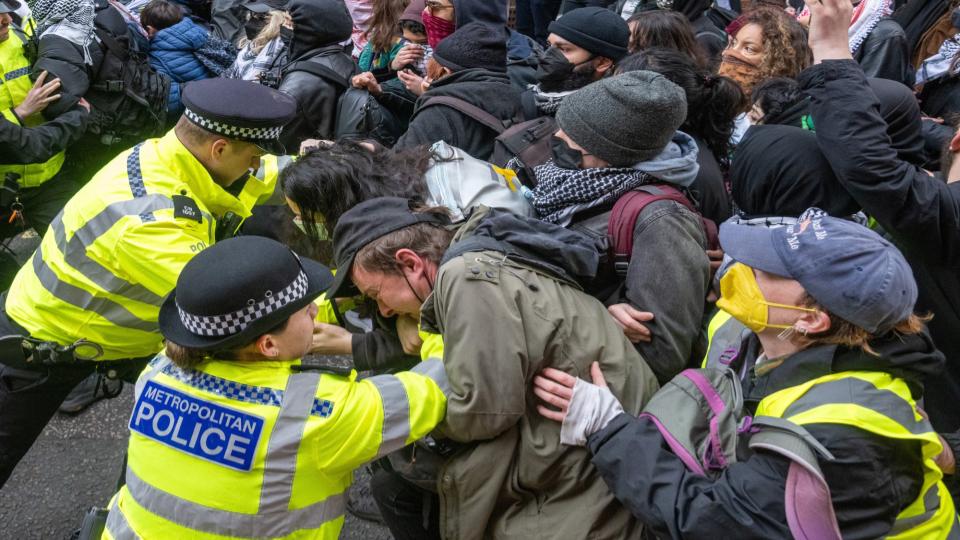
[730,125,861,219]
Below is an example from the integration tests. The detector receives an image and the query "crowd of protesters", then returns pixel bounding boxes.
[2,0,960,537]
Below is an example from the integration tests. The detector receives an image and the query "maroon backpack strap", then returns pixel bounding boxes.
[608,184,696,276]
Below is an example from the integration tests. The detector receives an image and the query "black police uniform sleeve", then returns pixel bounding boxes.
[0,107,88,164]
[800,60,960,269]
[586,413,920,539]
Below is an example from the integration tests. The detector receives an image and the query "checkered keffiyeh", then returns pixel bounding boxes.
[177,270,309,337]
[532,161,654,224]
[184,108,283,142]
[31,0,95,38]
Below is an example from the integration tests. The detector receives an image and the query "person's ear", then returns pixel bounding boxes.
[594,56,615,77]
[948,128,960,154]
[146,26,157,38]
[256,333,281,358]
[394,248,424,275]
[209,138,229,163]
[794,309,831,335]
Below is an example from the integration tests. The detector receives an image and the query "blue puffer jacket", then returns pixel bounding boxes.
[148,18,211,113]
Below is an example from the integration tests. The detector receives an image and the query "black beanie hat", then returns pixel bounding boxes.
[547,7,629,62]
[433,22,508,73]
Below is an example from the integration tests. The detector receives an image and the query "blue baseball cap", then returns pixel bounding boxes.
[719,209,917,334]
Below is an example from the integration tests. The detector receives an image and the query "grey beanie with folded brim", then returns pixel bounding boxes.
[556,71,688,168]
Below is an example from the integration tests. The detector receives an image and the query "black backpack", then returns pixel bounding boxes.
[279,60,403,146]
[83,1,169,145]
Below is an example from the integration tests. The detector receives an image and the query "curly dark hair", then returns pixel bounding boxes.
[735,7,812,80]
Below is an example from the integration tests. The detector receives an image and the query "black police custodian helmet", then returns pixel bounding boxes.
[159,236,333,351]
[181,78,297,155]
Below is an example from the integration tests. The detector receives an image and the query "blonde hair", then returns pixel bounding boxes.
[797,293,931,356]
[238,10,290,55]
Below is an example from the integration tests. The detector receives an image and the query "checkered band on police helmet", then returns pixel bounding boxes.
[184,108,284,143]
[176,270,309,337]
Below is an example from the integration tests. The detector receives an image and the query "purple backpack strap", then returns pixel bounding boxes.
[749,416,842,540]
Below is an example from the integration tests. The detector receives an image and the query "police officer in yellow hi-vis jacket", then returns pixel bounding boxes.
[0,78,297,487]
[102,235,449,539]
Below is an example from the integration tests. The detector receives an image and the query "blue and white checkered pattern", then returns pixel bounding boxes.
[177,270,309,337]
[3,67,30,81]
[126,144,147,198]
[161,363,335,418]
[184,108,283,142]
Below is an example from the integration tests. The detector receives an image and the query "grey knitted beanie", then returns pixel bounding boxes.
[556,71,688,167]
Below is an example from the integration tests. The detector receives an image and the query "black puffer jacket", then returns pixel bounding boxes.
[277,0,357,150]
[854,18,913,86]
[800,59,960,432]
[395,68,522,160]
[0,108,88,164]
[588,333,943,539]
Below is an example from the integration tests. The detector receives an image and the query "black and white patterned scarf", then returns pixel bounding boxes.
[31,0,96,64]
[527,84,575,115]
[532,160,654,224]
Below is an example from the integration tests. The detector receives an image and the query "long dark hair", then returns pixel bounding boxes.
[617,48,746,162]
[280,141,432,241]
[627,10,705,66]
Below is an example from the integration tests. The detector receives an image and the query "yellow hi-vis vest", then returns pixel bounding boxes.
[103,354,449,539]
[5,131,282,360]
[756,371,959,539]
[0,25,65,186]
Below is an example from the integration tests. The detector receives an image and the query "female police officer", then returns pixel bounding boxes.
[103,235,449,539]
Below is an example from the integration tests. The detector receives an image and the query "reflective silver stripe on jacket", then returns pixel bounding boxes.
[31,250,158,333]
[105,496,140,540]
[368,374,412,459]
[411,357,450,396]
[125,367,346,537]
[783,377,932,437]
[48,194,174,306]
[887,484,942,535]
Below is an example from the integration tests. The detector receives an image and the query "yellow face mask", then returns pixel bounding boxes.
[716,263,817,333]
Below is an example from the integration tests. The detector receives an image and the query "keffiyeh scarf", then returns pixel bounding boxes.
[226,37,287,82]
[532,161,654,224]
[31,0,97,64]
[527,84,576,115]
[916,34,960,86]
[799,0,892,54]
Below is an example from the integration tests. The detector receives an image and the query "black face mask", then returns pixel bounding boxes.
[244,17,267,41]
[551,136,584,170]
[279,26,294,43]
[536,47,597,92]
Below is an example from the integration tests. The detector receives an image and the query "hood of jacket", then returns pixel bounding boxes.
[632,131,700,188]
[443,206,600,287]
[288,0,352,60]
[151,17,207,51]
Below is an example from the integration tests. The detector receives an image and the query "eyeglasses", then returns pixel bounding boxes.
[425,0,452,12]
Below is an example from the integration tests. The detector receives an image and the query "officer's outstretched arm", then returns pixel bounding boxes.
[313,363,449,476]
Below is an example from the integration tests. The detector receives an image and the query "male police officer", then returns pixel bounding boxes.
[0,0,91,285]
[0,77,297,487]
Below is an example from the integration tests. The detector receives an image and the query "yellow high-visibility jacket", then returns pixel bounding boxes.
[104,353,449,539]
[6,130,281,360]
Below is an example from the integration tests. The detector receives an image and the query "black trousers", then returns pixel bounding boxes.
[0,305,150,488]
[370,467,441,540]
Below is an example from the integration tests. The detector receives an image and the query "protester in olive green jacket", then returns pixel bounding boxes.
[327,197,660,540]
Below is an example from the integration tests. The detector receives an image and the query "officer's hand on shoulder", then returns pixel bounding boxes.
[14,71,61,120]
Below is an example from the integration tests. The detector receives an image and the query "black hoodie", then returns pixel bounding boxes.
[277,0,357,149]
[450,0,540,88]
[587,332,943,539]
